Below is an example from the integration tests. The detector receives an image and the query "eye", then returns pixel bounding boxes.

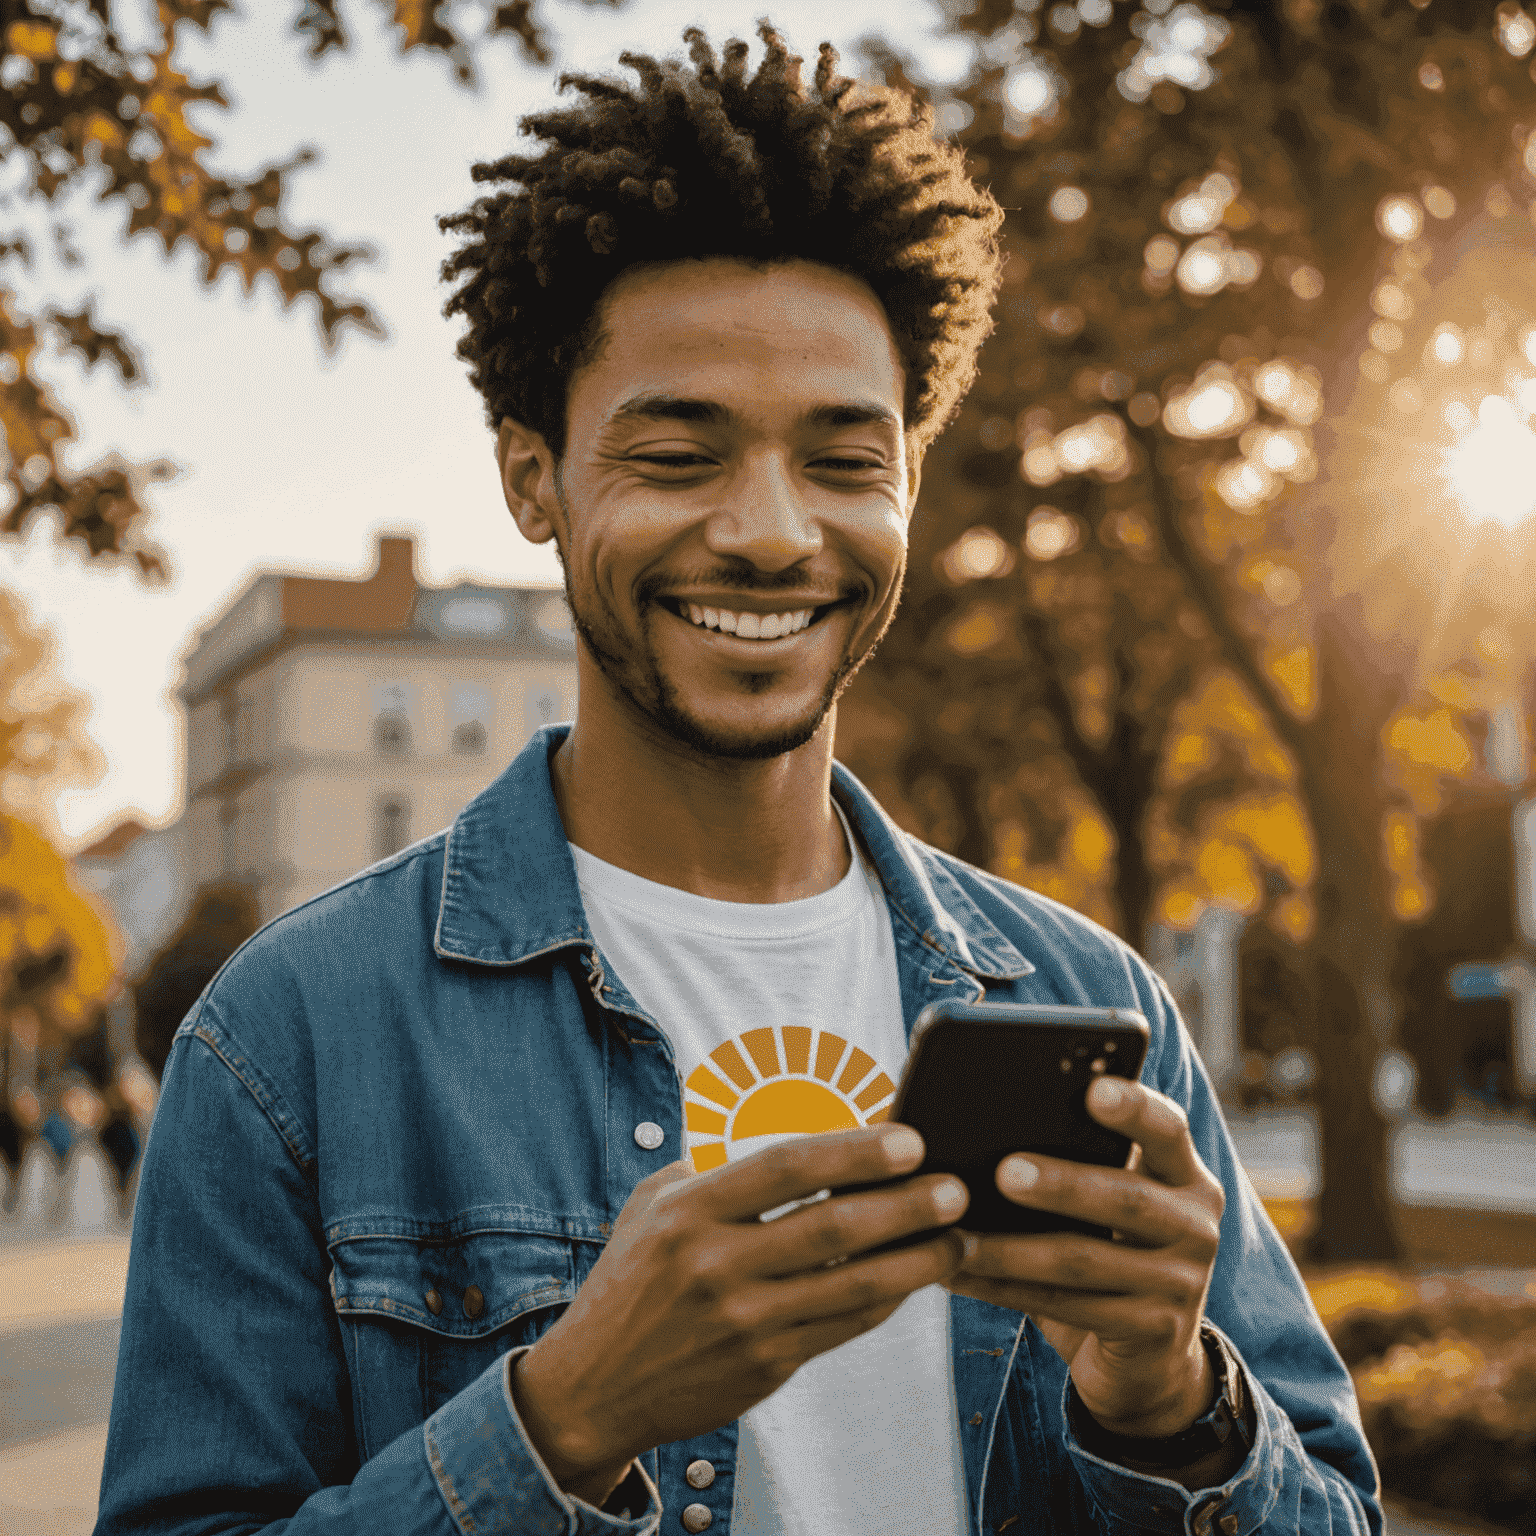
[812,454,883,473]
[629,452,717,471]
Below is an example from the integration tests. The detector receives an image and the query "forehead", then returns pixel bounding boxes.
[574,258,906,425]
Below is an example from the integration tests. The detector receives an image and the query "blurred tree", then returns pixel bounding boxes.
[0,587,117,1192]
[841,0,1536,1260]
[0,0,584,579]
[133,882,257,1081]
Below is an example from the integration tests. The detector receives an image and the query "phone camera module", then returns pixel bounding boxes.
[1090,1057,1108,1074]
[1103,1041,1117,1052]
[1059,1058,1073,1073]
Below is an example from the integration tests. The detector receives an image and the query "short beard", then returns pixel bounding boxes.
[551,460,896,762]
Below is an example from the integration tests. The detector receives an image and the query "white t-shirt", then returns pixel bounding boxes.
[570,811,971,1536]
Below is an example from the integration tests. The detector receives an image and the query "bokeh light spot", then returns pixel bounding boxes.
[1442,394,1536,526]
[1377,196,1424,242]
[1025,506,1081,560]
[1049,186,1090,222]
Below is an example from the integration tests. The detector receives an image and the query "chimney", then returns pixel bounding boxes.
[376,534,416,583]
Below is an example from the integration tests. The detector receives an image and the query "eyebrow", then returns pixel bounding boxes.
[606,393,901,432]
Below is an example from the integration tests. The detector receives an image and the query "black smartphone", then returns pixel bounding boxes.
[832,1000,1151,1257]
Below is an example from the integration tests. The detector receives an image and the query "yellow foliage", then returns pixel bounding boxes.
[0,814,120,1039]
[1386,707,1473,773]
[1270,891,1314,941]
[1196,840,1262,913]
[1158,886,1204,929]
[1071,814,1114,878]
[1268,646,1315,713]
[1308,1269,1418,1325]
[1218,794,1315,885]
[1167,731,1214,777]
[1425,670,1476,710]
[1355,1338,1487,1415]
[988,803,1119,931]
[6,21,58,60]
[83,112,124,150]
[1162,670,1296,788]
[945,603,1007,657]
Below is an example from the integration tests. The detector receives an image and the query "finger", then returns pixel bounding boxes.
[755,1226,968,1332]
[942,1278,1185,1340]
[993,1155,1214,1248]
[692,1123,925,1224]
[957,1231,1209,1301]
[1084,1078,1207,1188]
[755,1170,967,1277]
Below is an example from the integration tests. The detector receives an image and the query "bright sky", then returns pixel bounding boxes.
[7,0,968,849]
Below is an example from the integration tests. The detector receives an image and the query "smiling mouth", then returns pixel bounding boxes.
[657,597,844,640]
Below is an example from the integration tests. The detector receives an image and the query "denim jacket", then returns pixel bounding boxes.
[96,725,1380,1536]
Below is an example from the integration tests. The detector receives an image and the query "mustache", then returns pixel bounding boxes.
[636,564,862,603]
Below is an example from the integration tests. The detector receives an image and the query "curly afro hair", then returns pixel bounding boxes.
[439,22,1003,460]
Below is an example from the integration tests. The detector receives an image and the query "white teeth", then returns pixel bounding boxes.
[679,603,819,636]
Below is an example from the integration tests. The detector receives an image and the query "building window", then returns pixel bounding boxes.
[450,683,492,757]
[376,796,410,859]
[451,719,486,756]
[371,681,415,757]
[524,685,563,739]
[374,711,411,755]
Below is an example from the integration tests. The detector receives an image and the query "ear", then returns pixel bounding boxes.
[497,417,562,547]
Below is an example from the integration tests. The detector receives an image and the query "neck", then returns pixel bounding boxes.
[550,685,849,905]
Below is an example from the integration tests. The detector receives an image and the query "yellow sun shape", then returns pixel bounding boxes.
[684,1025,898,1172]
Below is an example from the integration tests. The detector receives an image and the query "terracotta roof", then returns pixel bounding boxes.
[280,535,419,633]
[78,818,148,860]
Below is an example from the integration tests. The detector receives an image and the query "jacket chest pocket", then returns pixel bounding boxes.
[329,1229,579,1463]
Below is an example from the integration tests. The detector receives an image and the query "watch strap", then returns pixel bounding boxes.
[1067,1323,1251,1472]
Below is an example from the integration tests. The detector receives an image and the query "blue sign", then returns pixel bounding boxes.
[1448,962,1505,1001]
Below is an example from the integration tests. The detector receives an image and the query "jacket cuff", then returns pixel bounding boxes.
[1061,1324,1293,1536]
[420,1346,662,1534]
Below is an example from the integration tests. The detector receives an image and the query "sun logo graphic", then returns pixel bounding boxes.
[684,1024,898,1172]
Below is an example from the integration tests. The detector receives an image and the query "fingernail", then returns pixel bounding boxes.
[1093,1077,1124,1111]
[1001,1156,1038,1189]
[960,1231,979,1263]
[883,1126,924,1169]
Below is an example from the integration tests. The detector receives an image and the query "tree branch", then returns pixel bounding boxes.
[1135,427,1311,769]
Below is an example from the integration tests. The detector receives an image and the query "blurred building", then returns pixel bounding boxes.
[176,532,578,924]
[74,818,190,980]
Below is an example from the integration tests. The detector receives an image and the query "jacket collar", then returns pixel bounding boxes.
[435,724,1032,982]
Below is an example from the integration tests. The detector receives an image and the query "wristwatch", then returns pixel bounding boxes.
[1066,1324,1252,1472]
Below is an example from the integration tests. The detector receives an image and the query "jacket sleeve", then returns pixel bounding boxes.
[93,1009,664,1536]
[1059,964,1383,1536]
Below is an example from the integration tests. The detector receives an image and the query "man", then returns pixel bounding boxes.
[96,25,1380,1536]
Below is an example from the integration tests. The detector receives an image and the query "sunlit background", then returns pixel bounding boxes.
[3,3,1536,1533]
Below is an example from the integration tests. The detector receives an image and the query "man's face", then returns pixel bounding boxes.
[510,258,914,761]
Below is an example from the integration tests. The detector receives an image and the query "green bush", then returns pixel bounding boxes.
[1314,1274,1536,1532]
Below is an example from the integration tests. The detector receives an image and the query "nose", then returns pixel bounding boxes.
[703,450,822,572]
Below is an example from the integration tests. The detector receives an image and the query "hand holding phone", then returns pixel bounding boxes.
[830,1001,1152,1257]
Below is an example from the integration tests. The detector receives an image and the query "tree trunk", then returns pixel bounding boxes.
[1295,613,1404,1264]
[1095,709,1160,950]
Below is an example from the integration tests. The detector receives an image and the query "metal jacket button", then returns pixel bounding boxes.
[681,1503,713,1532]
[685,1459,715,1489]
[463,1284,485,1319]
[423,1289,443,1316]
[634,1121,665,1150]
